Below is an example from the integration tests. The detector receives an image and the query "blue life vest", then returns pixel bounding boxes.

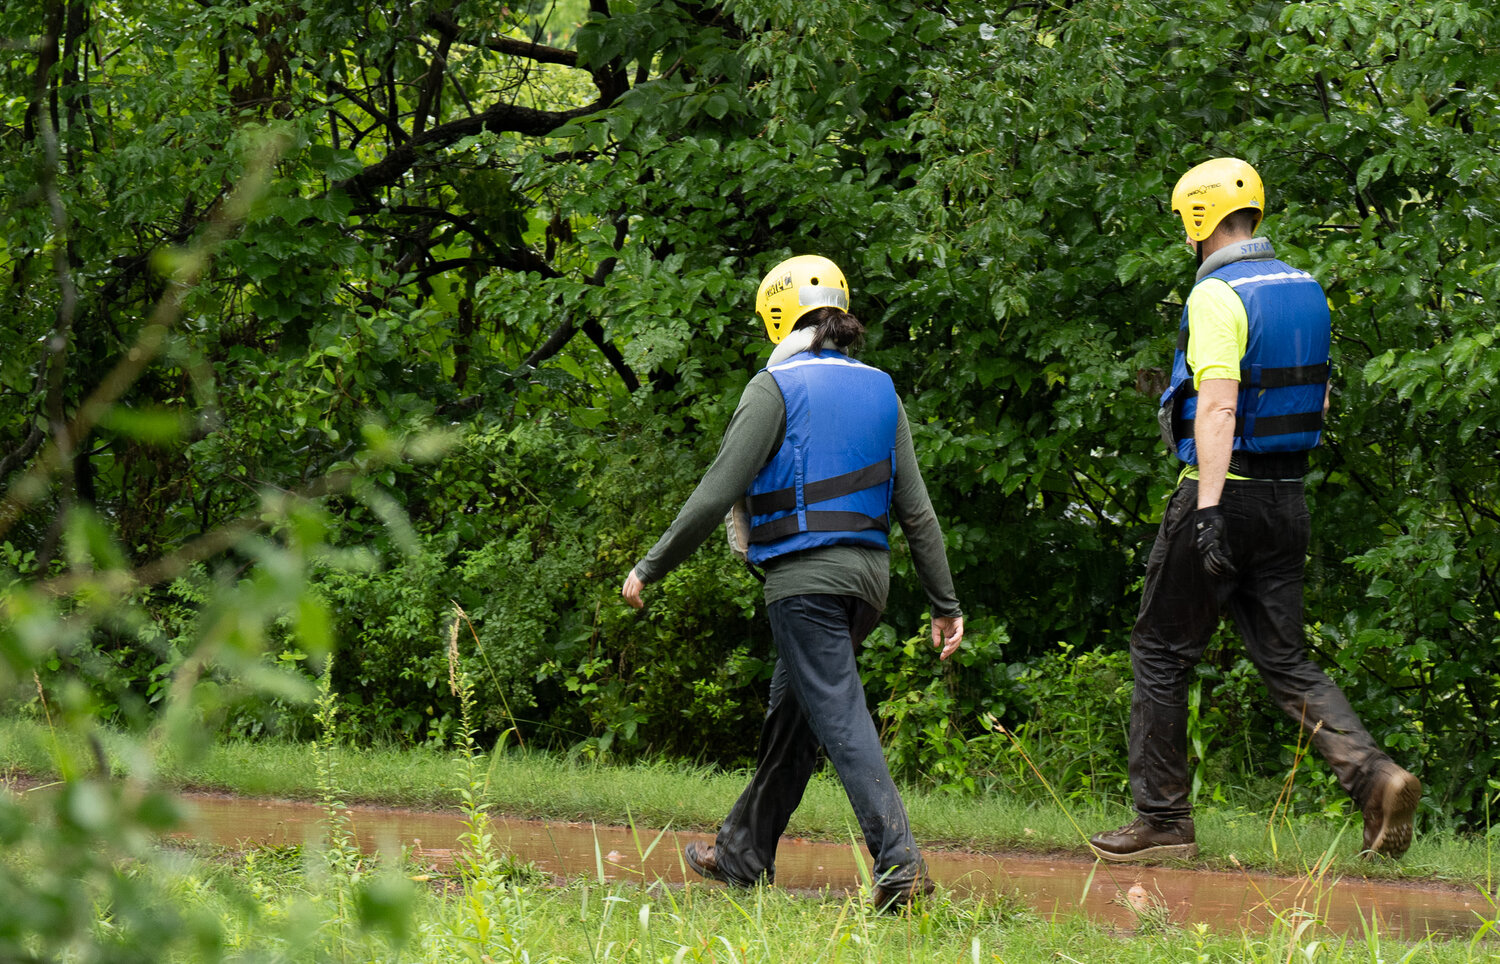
[745,351,898,565]
[1161,257,1331,465]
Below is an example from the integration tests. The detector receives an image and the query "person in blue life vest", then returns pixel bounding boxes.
[1088,158,1422,862]
[621,255,965,910]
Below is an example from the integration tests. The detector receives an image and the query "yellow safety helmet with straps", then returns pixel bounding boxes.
[754,255,849,344]
[1171,158,1264,241]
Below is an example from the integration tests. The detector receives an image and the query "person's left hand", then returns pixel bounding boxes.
[932,615,965,660]
[621,569,645,609]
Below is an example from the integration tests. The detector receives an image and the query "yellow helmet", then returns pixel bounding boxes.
[1171,158,1264,241]
[754,255,849,343]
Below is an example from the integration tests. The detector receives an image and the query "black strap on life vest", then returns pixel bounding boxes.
[1244,361,1330,389]
[745,458,892,517]
[1228,450,1310,479]
[1172,357,1328,443]
[748,511,890,544]
[1172,331,1330,390]
[1173,408,1324,443]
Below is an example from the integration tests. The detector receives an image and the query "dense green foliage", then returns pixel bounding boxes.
[3,4,1499,951]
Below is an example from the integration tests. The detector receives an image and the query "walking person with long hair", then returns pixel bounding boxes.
[622,255,965,910]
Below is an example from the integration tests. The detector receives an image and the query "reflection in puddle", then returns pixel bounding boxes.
[172,791,1494,939]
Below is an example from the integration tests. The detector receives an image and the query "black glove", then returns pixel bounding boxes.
[1192,506,1237,578]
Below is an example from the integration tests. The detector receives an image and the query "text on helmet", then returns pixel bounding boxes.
[763,272,795,297]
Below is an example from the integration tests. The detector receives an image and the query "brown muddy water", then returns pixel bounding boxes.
[171,791,1494,939]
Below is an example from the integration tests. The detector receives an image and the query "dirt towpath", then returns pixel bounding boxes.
[175,790,1494,939]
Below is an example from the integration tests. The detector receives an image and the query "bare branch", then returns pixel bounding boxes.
[426,12,580,68]
[337,99,608,203]
[0,425,45,483]
[518,315,579,371]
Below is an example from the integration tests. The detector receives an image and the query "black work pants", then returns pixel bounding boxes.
[1129,479,1392,827]
[712,594,925,890]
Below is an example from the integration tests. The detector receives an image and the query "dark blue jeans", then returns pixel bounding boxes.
[1129,479,1393,826]
[712,594,925,890]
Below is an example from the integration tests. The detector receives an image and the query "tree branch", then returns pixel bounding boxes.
[337,99,608,203]
[518,315,579,371]
[514,215,636,384]
[411,31,453,138]
[426,12,580,68]
[0,425,45,483]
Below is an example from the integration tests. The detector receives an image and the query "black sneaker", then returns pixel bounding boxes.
[1088,817,1198,862]
[1361,765,1421,859]
[683,842,771,886]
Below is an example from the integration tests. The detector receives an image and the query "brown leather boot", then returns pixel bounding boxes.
[1088,817,1198,862]
[1361,765,1421,859]
[683,842,770,886]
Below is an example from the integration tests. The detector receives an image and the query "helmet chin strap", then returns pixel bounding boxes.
[1195,240,1204,269]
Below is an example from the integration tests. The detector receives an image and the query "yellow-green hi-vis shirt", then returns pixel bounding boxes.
[1179,278,1250,483]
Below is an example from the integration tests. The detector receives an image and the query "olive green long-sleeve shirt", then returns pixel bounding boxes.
[634,368,962,618]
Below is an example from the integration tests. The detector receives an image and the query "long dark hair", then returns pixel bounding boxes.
[796,305,865,353]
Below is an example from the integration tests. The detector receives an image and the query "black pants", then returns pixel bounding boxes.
[712,594,925,890]
[1129,479,1392,827]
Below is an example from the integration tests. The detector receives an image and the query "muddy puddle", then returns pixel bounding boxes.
[172,791,1494,939]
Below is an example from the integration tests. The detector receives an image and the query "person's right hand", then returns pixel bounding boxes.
[1193,506,1237,577]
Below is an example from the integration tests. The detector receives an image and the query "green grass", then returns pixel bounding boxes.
[387,880,1494,964]
[34,838,1496,964]
[2,715,1493,889]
